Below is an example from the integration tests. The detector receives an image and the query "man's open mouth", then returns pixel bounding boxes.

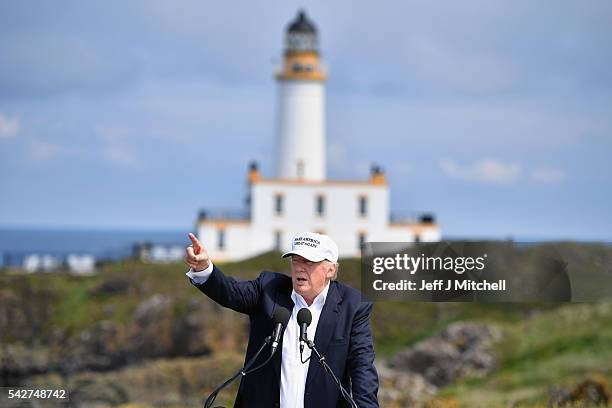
[297,277,307,282]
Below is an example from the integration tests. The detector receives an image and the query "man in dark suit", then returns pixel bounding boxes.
[184,231,379,408]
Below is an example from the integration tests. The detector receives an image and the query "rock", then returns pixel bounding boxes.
[549,376,610,407]
[388,322,502,387]
[89,278,132,297]
[0,343,51,385]
[130,294,175,359]
[171,298,212,357]
[380,322,502,406]
[24,354,246,407]
[70,375,130,407]
[377,360,437,407]
[0,283,55,344]
[72,320,128,371]
[133,294,172,325]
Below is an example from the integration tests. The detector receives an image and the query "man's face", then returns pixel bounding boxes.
[290,255,335,301]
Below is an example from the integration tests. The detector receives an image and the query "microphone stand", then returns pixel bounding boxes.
[203,335,274,408]
[304,340,359,408]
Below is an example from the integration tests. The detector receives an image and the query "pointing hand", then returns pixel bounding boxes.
[184,232,210,272]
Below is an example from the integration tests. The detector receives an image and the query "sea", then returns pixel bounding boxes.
[0,227,189,267]
[1,227,608,268]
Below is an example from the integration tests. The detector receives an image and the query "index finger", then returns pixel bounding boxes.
[188,233,202,252]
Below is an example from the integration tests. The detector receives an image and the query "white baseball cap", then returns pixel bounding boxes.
[282,232,339,263]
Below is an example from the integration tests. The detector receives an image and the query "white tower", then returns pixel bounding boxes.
[194,10,441,263]
[276,11,326,181]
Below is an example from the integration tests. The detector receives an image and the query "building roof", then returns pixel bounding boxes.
[287,10,317,34]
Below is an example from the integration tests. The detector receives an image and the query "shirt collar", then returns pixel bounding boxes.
[291,280,331,309]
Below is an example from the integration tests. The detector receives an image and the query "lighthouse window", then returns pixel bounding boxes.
[358,196,368,217]
[274,194,284,215]
[358,232,367,249]
[292,63,302,72]
[315,194,325,216]
[217,229,226,250]
[274,230,282,250]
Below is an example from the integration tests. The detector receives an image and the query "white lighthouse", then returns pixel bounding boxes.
[276,11,326,181]
[196,10,441,262]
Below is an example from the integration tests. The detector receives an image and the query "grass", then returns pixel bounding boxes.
[438,303,612,407]
[3,245,612,407]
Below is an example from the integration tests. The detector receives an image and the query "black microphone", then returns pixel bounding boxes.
[270,306,291,355]
[297,308,312,356]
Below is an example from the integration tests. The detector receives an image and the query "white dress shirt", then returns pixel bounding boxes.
[279,281,329,408]
[185,262,215,284]
[186,264,330,408]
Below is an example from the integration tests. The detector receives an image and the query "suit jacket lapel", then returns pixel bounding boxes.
[305,282,341,387]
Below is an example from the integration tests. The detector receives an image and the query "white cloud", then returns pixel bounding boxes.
[440,158,522,184]
[531,167,565,184]
[407,35,522,94]
[28,139,64,162]
[95,125,143,169]
[0,113,20,139]
[103,144,141,168]
[95,124,131,140]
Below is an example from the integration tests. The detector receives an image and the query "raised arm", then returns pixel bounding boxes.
[184,233,261,315]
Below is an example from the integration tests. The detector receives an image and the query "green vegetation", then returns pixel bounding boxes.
[2,246,611,407]
[438,303,612,407]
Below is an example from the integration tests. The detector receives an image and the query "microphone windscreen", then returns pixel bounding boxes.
[273,306,291,326]
[297,307,312,326]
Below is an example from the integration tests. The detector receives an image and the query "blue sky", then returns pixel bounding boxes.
[0,1,611,240]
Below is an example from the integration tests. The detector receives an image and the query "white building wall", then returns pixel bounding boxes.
[66,254,96,274]
[197,181,440,261]
[383,227,417,242]
[250,181,392,258]
[197,222,256,262]
[416,227,442,242]
[276,81,326,181]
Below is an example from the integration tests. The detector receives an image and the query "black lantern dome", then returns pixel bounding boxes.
[287,10,317,34]
[285,10,318,54]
